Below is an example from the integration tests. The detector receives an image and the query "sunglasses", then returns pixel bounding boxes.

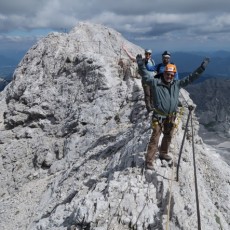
[166,72,175,77]
[145,53,151,55]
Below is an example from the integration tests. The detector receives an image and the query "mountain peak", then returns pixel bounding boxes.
[0,22,230,230]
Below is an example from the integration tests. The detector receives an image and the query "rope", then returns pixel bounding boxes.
[165,143,176,230]
[165,109,183,230]
[190,111,202,230]
[175,105,202,229]
[176,105,194,181]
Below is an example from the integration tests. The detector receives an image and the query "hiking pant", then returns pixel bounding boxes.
[142,84,153,112]
[145,117,175,164]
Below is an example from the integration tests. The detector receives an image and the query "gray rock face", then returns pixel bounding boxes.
[0,22,230,230]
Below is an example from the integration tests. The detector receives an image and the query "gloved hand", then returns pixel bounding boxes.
[136,54,143,65]
[200,57,210,70]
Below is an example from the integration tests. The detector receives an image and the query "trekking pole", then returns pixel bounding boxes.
[176,105,194,181]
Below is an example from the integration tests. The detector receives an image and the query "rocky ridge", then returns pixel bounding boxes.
[0,22,230,230]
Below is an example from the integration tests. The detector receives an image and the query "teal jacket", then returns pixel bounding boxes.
[137,60,205,115]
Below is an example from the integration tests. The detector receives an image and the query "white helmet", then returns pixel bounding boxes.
[145,49,152,54]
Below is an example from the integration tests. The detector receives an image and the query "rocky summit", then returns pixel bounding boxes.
[0,22,230,230]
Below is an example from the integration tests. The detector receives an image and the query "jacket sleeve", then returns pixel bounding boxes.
[146,63,157,71]
[145,59,155,69]
[137,58,155,85]
[179,66,205,88]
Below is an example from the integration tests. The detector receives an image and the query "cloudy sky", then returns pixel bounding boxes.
[1,0,230,57]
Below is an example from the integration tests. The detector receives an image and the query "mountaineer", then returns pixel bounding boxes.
[123,45,155,113]
[136,55,210,170]
[147,51,179,80]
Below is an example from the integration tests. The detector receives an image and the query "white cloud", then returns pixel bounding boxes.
[0,0,230,52]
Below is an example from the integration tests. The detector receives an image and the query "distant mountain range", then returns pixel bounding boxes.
[0,50,26,82]
[154,50,230,78]
[186,77,230,139]
[0,49,26,66]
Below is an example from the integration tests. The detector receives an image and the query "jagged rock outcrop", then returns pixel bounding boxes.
[0,22,230,230]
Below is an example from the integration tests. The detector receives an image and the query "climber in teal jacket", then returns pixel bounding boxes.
[136,55,210,170]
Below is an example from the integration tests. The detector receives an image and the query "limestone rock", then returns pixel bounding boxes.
[0,22,229,230]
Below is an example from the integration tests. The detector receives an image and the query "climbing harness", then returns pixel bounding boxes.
[153,108,177,117]
[151,109,177,133]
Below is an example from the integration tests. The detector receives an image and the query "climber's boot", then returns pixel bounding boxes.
[159,153,172,161]
[146,162,154,170]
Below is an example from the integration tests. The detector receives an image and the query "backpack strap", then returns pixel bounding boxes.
[150,58,155,66]
[145,58,155,66]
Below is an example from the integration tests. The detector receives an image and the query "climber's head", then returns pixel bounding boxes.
[145,49,152,59]
[163,64,177,83]
[162,50,171,64]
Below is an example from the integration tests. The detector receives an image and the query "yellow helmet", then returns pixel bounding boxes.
[164,64,177,73]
